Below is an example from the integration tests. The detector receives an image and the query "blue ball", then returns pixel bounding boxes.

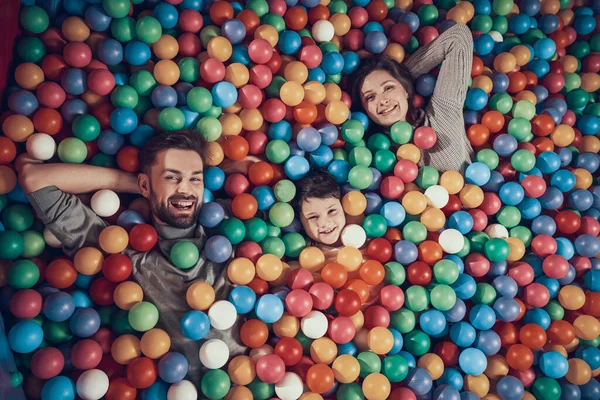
[469,304,496,330]
[255,294,284,323]
[521,0,541,15]
[204,235,233,263]
[539,14,559,34]
[8,320,44,353]
[539,351,569,378]
[474,329,501,355]
[574,153,600,174]
[406,368,432,396]
[433,385,461,400]
[252,186,276,211]
[536,151,562,174]
[518,197,542,220]
[439,368,464,391]
[228,286,257,314]
[398,12,420,32]
[459,348,487,376]
[198,202,225,228]
[365,192,383,214]
[394,240,418,264]
[222,19,246,44]
[41,376,75,400]
[321,52,345,75]
[443,298,467,323]
[474,34,495,56]
[496,376,524,400]
[493,276,518,298]
[129,124,154,148]
[61,68,88,95]
[269,120,293,141]
[499,182,525,206]
[491,72,509,92]
[8,89,39,116]
[364,31,387,54]
[559,383,581,400]
[534,38,557,60]
[98,38,124,65]
[110,107,138,134]
[577,115,600,135]
[117,210,144,231]
[452,274,477,300]
[509,14,531,34]
[568,189,593,211]
[465,88,488,111]
[556,237,575,260]
[85,5,112,31]
[308,67,326,83]
[180,310,210,340]
[493,134,518,156]
[574,14,597,35]
[539,187,564,210]
[420,309,447,336]
[71,290,92,309]
[493,297,521,322]
[328,160,351,183]
[158,352,189,383]
[575,234,600,257]
[204,167,225,191]
[141,380,169,400]
[449,322,476,347]
[61,99,88,123]
[285,156,310,180]
[279,30,302,54]
[532,215,557,236]
[69,307,100,337]
[380,202,406,227]
[151,85,178,108]
[342,51,360,74]
[551,169,576,192]
[153,3,179,29]
[338,342,357,356]
[43,292,76,322]
[448,211,474,234]
[97,129,125,155]
[415,74,436,97]
[297,127,322,152]
[529,59,550,78]
[318,123,339,146]
[389,328,404,355]
[212,82,238,108]
[232,43,250,64]
[309,145,334,168]
[584,270,600,292]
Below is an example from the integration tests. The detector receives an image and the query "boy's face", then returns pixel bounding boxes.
[139,149,204,228]
[300,197,347,246]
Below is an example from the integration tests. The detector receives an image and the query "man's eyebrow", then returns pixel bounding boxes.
[163,169,203,175]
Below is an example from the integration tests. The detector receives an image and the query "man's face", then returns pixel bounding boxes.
[140,149,204,228]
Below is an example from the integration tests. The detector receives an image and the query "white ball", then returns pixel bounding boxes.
[438,229,465,254]
[301,310,328,339]
[489,31,504,42]
[275,372,304,400]
[26,133,56,161]
[167,380,198,400]
[90,189,120,217]
[485,224,509,238]
[249,344,274,363]
[208,300,237,330]
[43,227,63,248]
[340,224,367,248]
[76,369,109,400]
[424,185,449,209]
[199,339,230,369]
[312,20,334,43]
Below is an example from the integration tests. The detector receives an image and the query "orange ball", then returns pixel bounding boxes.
[310,337,338,364]
[153,60,180,86]
[418,240,444,265]
[227,356,256,386]
[344,279,370,304]
[336,247,363,272]
[99,226,129,253]
[493,53,517,74]
[506,344,534,371]
[0,166,17,194]
[273,313,300,338]
[3,114,35,142]
[45,259,77,289]
[299,246,326,271]
[306,364,334,394]
[294,100,318,124]
[256,254,283,281]
[186,281,215,310]
[359,260,385,285]
[114,281,144,311]
[62,16,90,41]
[15,63,44,90]
[153,34,179,60]
[74,247,104,275]
[140,329,171,359]
[232,193,258,220]
[111,334,142,365]
[240,319,269,348]
[227,258,256,285]
[248,161,274,186]
[321,262,348,289]
[519,323,547,350]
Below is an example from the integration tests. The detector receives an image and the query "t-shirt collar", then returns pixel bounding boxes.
[153,220,200,240]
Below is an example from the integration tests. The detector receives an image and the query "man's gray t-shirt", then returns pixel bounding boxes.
[26,186,246,384]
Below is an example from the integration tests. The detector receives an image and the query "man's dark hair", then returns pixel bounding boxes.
[296,168,341,206]
[139,129,207,175]
[349,55,419,125]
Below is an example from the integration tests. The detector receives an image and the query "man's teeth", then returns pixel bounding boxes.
[172,201,194,208]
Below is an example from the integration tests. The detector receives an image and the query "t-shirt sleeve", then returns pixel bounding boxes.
[26,186,108,258]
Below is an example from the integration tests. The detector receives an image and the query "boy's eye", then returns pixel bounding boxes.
[308,216,317,220]
[328,209,337,215]
[365,95,375,102]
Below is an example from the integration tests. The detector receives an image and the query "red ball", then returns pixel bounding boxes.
[36,82,66,108]
[555,210,581,234]
[250,65,273,89]
[363,305,390,329]
[31,347,65,379]
[540,72,565,93]
[508,262,535,286]
[178,33,202,57]
[224,173,250,197]
[245,130,269,155]
[235,241,263,264]
[98,354,125,380]
[379,176,405,200]
[87,69,116,96]
[328,316,356,344]
[468,209,488,232]
[418,26,439,46]
[531,234,557,257]
[309,282,335,310]
[262,98,286,122]
[464,253,491,277]
[102,254,133,283]
[348,7,369,28]
[92,327,115,354]
[10,289,42,319]
[285,289,314,317]
[442,195,462,216]
[343,29,365,51]
[390,23,413,45]
[71,339,103,370]
[521,175,546,198]
[238,84,263,109]
[129,224,158,252]
[580,216,600,236]
[274,337,303,366]
[288,268,314,290]
[117,146,140,173]
[63,42,92,68]
[390,388,417,400]
[380,285,404,311]
[126,357,157,389]
[434,341,460,367]
[394,159,419,183]
[179,9,203,33]
[542,254,569,279]
[523,282,550,308]
[479,192,502,216]
[89,278,117,306]
[248,39,273,64]
[41,54,68,81]
[367,238,392,262]
[106,377,137,400]
[299,45,323,69]
[407,261,432,286]
[200,58,226,83]
[256,354,286,384]
[334,289,362,317]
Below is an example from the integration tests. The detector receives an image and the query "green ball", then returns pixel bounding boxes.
[333,148,348,161]
[433,260,459,285]
[10,371,23,388]
[91,153,117,168]
[566,88,589,109]
[373,150,396,173]
[385,262,406,286]
[590,33,600,52]
[328,0,348,13]
[564,73,581,92]
[348,166,373,189]
[269,202,294,228]
[247,378,274,400]
[341,120,365,144]
[0,195,7,213]
[246,0,270,17]
[382,355,409,382]
[490,93,513,114]
[349,147,373,167]
[532,377,561,400]
[274,179,296,203]
[390,308,416,333]
[416,166,440,189]
[128,302,159,332]
[476,149,500,170]
[545,300,564,321]
[404,330,431,356]
[263,13,286,32]
[521,28,545,46]
[267,223,282,238]
[99,306,116,327]
[367,133,391,151]
[20,6,49,34]
[510,226,532,247]
[57,138,88,163]
[178,57,200,82]
[471,15,493,33]
[200,105,222,119]
[492,0,514,16]
[357,351,381,378]
[417,4,439,26]
[17,37,46,63]
[266,76,287,98]
[266,140,291,164]
[112,309,137,335]
[187,87,213,114]
[103,0,130,18]
[8,260,39,289]
[21,230,46,258]
[402,221,427,244]
[43,321,72,344]
[320,42,340,54]
[390,121,413,144]
[511,149,536,172]
[0,231,24,260]
[72,115,101,141]
[431,284,457,311]
[363,214,387,238]
[159,107,186,132]
[200,26,220,47]
[336,383,364,400]
[282,232,306,257]
[497,205,521,228]
[170,240,200,269]
[472,283,497,305]
[507,118,531,141]
[456,236,471,258]
[111,85,139,109]
[406,36,420,54]
[111,17,137,42]
[295,331,312,354]
[2,204,34,232]
[130,70,157,96]
[468,231,490,254]
[484,238,510,262]
[135,16,162,44]
[245,218,268,242]
[218,218,246,245]
[196,117,222,141]
[405,286,429,312]
[133,96,152,117]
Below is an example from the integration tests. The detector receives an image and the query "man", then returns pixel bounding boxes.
[16,129,246,384]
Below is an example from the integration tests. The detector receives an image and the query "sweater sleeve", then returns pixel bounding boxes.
[403,23,473,106]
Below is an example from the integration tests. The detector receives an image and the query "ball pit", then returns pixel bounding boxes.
[1,0,600,400]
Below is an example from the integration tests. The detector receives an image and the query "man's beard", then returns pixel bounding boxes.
[148,183,200,229]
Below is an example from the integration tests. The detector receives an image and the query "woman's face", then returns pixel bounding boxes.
[360,70,409,127]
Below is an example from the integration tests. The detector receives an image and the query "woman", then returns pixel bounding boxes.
[350,23,475,173]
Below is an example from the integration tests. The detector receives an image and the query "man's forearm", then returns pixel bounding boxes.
[20,163,141,195]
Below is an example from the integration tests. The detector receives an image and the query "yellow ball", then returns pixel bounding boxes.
[254,25,279,47]
[62,16,90,41]
[304,81,327,104]
[421,207,446,232]
[350,310,365,331]
[493,53,517,74]
[225,63,250,88]
[111,334,141,365]
[113,281,144,311]
[153,34,179,59]
[256,254,283,281]
[330,13,351,36]
[273,313,300,338]
[310,337,338,364]
[402,191,428,215]
[186,281,215,310]
[332,355,360,383]
[299,246,326,271]
[140,328,171,359]
[484,354,509,380]
[337,246,363,272]
[362,373,391,400]
[240,108,264,131]
[342,191,367,216]
[154,59,180,86]
[418,353,445,380]
[220,113,243,136]
[460,184,484,208]
[559,285,586,310]
[284,61,309,84]
[280,81,305,106]
[565,358,592,385]
[472,75,493,93]
[383,43,405,64]
[324,83,342,104]
[207,36,233,62]
[505,237,525,262]
[99,226,129,254]
[227,355,256,386]
[574,315,600,340]
[227,257,256,285]
[551,124,575,147]
[367,327,394,355]
[464,373,490,397]
[396,144,421,163]
[510,45,532,67]
[440,170,465,194]
[225,386,253,400]
[573,168,593,190]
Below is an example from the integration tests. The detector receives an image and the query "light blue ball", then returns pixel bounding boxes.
[180,310,210,340]
[459,348,487,376]
[255,294,284,323]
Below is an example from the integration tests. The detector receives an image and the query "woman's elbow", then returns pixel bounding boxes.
[453,24,474,51]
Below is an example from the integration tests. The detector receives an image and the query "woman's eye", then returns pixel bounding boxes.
[309,216,317,220]
[384,85,394,92]
[366,95,375,102]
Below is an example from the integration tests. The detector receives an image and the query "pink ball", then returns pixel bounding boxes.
[92,327,115,354]
[348,7,368,28]
[248,39,274,64]
[413,127,437,150]
[418,26,439,46]
[521,175,546,198]
[523,282,550,308]
[380,285,404,312]
[31,347,65,379]
[531,234,557,258]
[510,367,536,388]
[238,84,263,109]
[250,65,273,89]
[87,69,116,96]
[391,388,417,400]
[328,316,356,344]
[235,241,263,264]
[394,159,419,183]
[71,339,103,370]
[480,192,502,215]
[287,268,314,291]
[36,82,66,108]
[580,216,600,236]
[542,254,569,279]
[379,176,405,200]
[464,253,490,278]
[508,262,535,286]
[468,209,488,232]
[63,42,92,68]
[285,289,314,317]
[299,45,323,69]
[309,282,334,310]
[224,173,250,197]
[363,305,390,329]
[262,98,286,122]
[255,354,286,384]
[10,289,42,319]
[269,0,287,16]
[179,9,203,33]
[200,58,226,83]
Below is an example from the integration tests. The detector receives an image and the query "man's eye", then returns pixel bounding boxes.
[167,176,178,180]
[191,178,202,182]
